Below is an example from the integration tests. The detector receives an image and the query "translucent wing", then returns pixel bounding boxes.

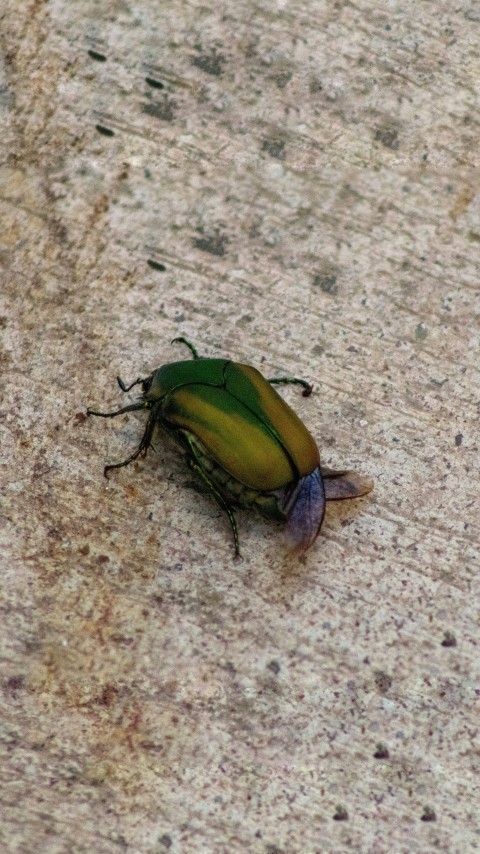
[321,467,373,501]
[282,467,326,553]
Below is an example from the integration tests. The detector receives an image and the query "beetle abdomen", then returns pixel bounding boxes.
[183,431,286,519]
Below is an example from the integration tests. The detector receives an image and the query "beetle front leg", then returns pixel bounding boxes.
[87,405,156,478]
[117,376,145,393]
[87,401,147,419]
[267,376,313,397]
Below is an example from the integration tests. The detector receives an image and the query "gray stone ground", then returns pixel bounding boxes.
[1,1,479,851]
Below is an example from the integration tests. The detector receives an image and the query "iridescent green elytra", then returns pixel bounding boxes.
[87,338,373,556]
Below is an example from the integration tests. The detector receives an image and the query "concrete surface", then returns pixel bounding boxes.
[1,1,479,852]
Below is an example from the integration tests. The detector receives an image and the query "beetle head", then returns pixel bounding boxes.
[142,366,172,403]
[141,375,153,395]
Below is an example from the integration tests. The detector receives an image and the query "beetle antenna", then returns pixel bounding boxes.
[171,336,200,360]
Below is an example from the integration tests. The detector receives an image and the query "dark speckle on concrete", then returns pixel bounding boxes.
[421,806,437,822]
[191,48,226,77]
[373,743,390,759]
[333,805,349,821]
[192,228,229,256]
[441,631,457,648]
[374,671,393,694]
[374,127,399,150]
[313,272,338,294]
[261,138,285,160]
[142,96,177,122]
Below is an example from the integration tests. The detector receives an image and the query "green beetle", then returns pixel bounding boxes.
[87,337,372,556]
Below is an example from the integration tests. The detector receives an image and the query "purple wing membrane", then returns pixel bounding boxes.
[321,467,374,501]
[282,466,326,553]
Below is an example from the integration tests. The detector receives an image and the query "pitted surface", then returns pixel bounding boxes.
[1,1,479,851]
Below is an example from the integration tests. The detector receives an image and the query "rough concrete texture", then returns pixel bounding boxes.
[1,1,479,852]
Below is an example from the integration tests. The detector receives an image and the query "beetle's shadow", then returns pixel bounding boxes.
[275,494,372,585]
[323,490,372,530]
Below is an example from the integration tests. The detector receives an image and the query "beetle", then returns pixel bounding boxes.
[87,337,373,556]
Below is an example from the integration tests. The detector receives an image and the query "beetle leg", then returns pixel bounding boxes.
[87,405,156,478]
[86,401,147,418]
[187,458,241,558]
[267,376,313,397]
[171,336,200,360]
[182,434,240,557]
[117,376,145,393]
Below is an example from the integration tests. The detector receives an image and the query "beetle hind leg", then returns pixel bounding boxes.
[171,336,200,360]
[188,458,241,557]
[267,376,313,397]
[183,435,241,557]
